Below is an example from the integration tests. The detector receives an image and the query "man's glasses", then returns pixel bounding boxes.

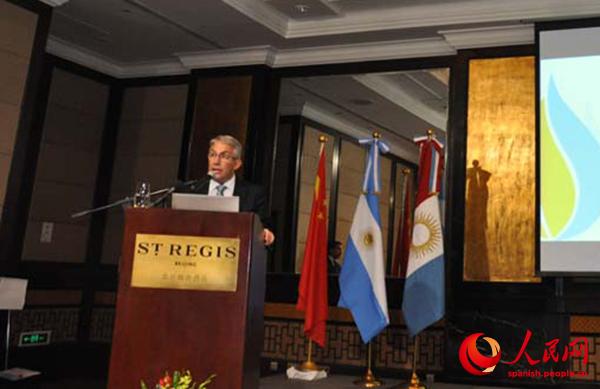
[208,151,237,161]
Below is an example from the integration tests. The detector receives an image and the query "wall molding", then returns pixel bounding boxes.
[439,24,534,50]
[178,45,277,69]
[273,38,454,67]
[46,36,124,77]
[46,36,188,78]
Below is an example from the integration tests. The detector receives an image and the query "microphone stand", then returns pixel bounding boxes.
[70,180,198,219]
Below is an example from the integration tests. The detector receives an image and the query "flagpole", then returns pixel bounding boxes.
[398,128,444,388]
[340,131,390,386]
[402,335,425,389]
[298,338,321,371]
[295,134,328,374]
[353,341,382,387]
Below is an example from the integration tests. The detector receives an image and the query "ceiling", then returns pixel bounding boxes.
[279,69,449,160]
[44,0,600,75]
[41,0,600,160]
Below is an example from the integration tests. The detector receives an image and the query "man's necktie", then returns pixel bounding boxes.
[215,184,227,196]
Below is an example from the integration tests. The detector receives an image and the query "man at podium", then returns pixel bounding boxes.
[182,134,275,246]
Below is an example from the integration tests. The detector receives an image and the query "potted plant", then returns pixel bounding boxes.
[141,370,215,389]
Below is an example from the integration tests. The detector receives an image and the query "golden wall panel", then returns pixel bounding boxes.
[464,56,538,282]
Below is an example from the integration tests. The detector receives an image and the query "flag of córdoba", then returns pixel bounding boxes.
[402,193,445,336]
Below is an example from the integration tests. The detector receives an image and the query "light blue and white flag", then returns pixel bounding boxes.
[338,137,390,343]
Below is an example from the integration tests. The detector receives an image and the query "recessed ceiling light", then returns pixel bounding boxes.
[295,4,310,13]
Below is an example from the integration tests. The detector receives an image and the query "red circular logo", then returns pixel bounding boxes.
[458,333,502,376]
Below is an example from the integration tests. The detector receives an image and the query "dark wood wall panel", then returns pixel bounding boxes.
[9,308,79,345]
[0,0,50,274]
[187,76,252,179]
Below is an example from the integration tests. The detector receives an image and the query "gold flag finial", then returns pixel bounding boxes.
[373,131,381,139]
[402,168,411,175]
[426,129,433,138]
[318,135,327,143]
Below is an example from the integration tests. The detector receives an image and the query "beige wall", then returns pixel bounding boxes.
[335,140,392,266]
[101,84,187,264]
[0,0,37,212]
[294,126,394,273]
[22,69,109,262]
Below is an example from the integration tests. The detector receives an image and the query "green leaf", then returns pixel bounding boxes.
[198,374,216,389]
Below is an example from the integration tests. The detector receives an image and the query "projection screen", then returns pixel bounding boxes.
[539,25,600,273]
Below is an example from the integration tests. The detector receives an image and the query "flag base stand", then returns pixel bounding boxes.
[290,338,328,379]
[397,372,425,389]
[353,342,384,387]
[296,360,322,372]
[353,368,383,388]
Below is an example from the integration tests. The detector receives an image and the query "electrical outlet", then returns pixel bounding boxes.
[40,222,53,243]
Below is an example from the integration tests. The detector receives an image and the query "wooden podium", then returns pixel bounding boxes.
[107,208,266,389]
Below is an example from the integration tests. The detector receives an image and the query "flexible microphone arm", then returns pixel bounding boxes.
[147,179,202,208]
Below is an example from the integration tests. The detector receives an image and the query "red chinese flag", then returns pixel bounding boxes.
[296,144,328,347]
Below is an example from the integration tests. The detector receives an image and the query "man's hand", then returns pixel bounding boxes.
[262,228,275,246]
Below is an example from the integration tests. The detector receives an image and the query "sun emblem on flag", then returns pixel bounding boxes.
[411,212,442,259]
[363,232,374,246]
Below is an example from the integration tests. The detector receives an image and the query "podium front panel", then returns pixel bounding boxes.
[108,208,265,389]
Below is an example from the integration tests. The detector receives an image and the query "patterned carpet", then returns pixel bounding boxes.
[0,375,526,389]
[260,374,522,389]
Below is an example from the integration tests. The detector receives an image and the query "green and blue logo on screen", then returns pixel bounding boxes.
[540,56,600,241]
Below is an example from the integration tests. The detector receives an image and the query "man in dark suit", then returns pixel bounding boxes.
[185,135,275,246]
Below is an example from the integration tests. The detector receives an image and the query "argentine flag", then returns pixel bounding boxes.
[338,137,389,343]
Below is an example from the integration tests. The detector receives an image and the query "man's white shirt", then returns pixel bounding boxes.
[208,174,236,197]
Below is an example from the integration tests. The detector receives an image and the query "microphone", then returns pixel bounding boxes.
[174,173,213,192]
[149,174,213,208]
